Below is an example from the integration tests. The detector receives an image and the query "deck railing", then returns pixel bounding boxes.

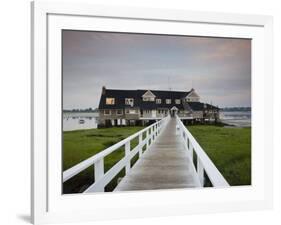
[176,115,229,187]
[63,116,169,193]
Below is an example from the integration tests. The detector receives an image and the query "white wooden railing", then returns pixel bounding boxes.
[176,115,229,187]
[63,117,169,192]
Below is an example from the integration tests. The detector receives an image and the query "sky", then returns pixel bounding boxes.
[62,30,251,109]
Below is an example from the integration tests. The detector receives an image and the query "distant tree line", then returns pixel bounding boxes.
[221,107,251,112]
[63,108,99,112]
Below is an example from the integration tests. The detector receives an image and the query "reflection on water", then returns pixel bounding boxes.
[220,111,251,127]
[63,112,99,131]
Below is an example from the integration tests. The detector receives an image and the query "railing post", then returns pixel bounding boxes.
[138,132,143,157]
[156,122,159,135]
[156,123,158,135]
[197,158,204,187]
[190,144,194,160]
[94,158,104,191]
[125,141,131,174]
[185,136,188,150]
[146,129,149,149]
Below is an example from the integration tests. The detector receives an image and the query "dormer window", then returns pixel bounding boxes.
[143,97,155,101]
[175,99,181,104]
[185,89,200,102]
[106,98,115,105]
[156,99,162,104]
[125,98,134,106]
[142,90,156,102]
[186,97,199,102]
[166,99,171,104]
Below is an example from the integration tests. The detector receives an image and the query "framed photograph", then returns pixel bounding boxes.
[31,1,273,224]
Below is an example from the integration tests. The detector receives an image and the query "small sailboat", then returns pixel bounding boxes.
[79,119,85,124]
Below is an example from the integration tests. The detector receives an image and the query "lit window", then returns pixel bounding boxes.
[125,98,134,106]
[166,99,171,104]
[175,99,181,104]
[106,98,115,105]
[156,99,162,104]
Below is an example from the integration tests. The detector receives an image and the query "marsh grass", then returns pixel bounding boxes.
[63,126,144,194]
[188,125,251,186]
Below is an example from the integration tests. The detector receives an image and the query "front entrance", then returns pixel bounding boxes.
[170,106,178,117]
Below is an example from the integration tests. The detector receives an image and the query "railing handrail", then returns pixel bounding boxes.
[63,117,168,183]
[176,115,229,187]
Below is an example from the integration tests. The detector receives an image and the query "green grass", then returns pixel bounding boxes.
[63,126,144,194]
[63,124,251,193]
[187,125,251,186]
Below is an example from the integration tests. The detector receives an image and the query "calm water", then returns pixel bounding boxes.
[63,112,99,131]
[63,111,251,131]
[220,111,251,127]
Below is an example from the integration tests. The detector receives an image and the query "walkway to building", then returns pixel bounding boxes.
[114,117,201,191]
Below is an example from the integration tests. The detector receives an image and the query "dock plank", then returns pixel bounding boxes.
[114,117,201,191]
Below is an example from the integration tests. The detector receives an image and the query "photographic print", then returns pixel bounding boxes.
[62,30,251,194]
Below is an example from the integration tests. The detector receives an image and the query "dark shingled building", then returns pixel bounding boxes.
[98,86,219,126]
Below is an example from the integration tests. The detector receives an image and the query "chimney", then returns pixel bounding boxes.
[102,86,106,95]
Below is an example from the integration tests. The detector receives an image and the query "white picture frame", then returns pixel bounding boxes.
[31,1,273,224]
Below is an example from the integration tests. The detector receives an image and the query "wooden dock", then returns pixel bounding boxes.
[114,117,201,191]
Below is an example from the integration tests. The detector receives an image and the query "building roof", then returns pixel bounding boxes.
[98,88,219,111]
[98,89,191,110]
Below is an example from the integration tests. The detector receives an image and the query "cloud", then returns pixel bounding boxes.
[62,31,251,108]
